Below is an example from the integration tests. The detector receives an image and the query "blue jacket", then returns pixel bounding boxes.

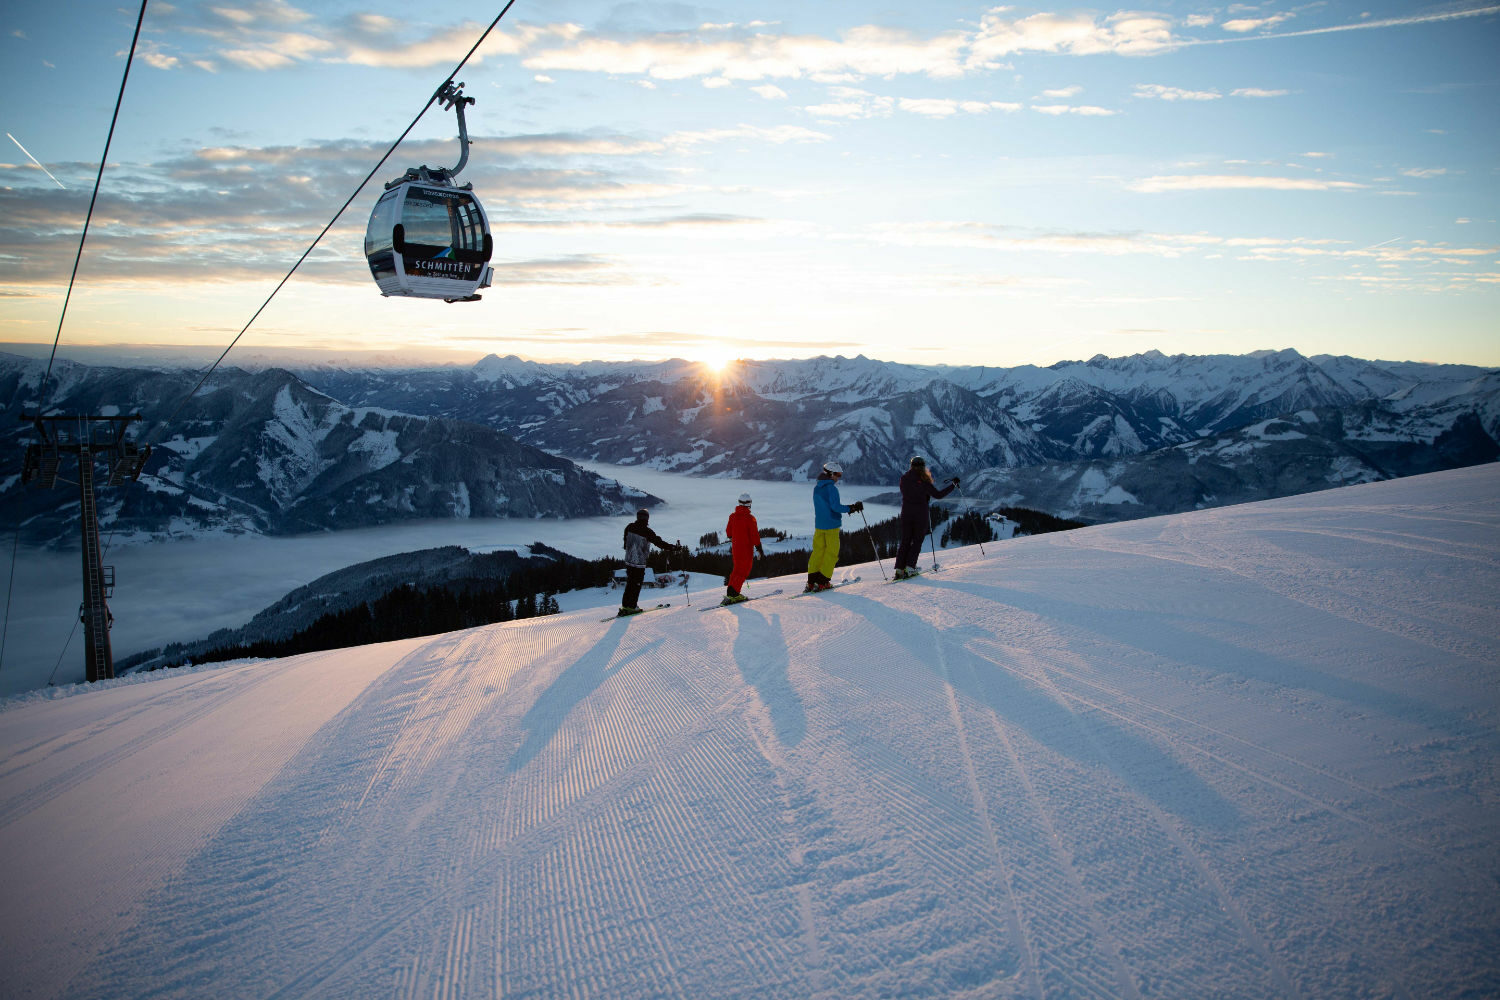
[813,475,850,530]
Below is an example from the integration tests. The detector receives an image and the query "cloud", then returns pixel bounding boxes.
[899,98,965,118]
[141,48,183,71]
[862,222,1197,257]
[137,5,550,72]
[858,223,1500,288]
[898,98,1023,118]
[490,327,868,355]
[478,133,668,158]
[523,24,971,82]
[208,1,313,28]
[1032,104,1118,116]
[219,46,302,70]
[667,125,831,147]
[335,21,541,68]
[1232,87,1289,98]
[804,87,895,119]
[1128,175,1367,192]
[1222,13,1296,33]
[1400,167,1448,178]
[969,9,1179,62]
[805,100,883,119]
[518,6,1190,89]
[488,255,635,286]
[1042,85,1083,98]
[752,84,789,100]
[1134,84,1222,100]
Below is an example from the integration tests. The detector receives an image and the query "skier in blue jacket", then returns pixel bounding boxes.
[805,461,862,591]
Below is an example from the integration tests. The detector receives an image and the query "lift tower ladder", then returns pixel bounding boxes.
[20,413,150,683]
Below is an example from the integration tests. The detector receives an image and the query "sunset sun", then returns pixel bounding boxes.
[697,343,736,374]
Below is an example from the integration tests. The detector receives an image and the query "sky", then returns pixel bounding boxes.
[0,0,1496,369]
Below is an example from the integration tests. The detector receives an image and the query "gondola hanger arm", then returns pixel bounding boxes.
[435,80,475,180]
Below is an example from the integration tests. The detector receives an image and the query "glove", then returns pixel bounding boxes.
[848,501,864,513]
[950,477,961,486]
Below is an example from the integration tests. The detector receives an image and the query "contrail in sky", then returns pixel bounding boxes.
[6,132,66,189]
[1188,4,1500,45]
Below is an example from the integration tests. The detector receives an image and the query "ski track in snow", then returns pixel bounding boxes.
[1,466,1498,998]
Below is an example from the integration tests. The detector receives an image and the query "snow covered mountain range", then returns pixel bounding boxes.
[0,356,657,545]
[302,347,1498,517]
[4,348,1495,540]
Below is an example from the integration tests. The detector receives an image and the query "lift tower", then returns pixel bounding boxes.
[20,414,150,682]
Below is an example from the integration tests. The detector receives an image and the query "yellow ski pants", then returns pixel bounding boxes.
[808,528,841,579]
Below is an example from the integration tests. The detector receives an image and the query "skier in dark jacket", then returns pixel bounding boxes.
[894,456,957,580]
[619,508,679,616]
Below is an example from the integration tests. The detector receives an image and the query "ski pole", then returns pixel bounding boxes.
[955,483,984,556]
[858,507,887,581]
[926,501,942,572]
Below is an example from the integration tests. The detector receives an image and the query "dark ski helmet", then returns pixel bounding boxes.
[910,456,926,469]
[636,508,650,521]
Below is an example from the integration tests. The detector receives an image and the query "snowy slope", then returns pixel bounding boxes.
[2,466,1497,999]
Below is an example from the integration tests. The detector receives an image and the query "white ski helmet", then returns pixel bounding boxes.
[738,492,753,505]
[823,461,843,476]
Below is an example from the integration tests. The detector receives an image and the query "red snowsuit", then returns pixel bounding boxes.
[725,504,764,594]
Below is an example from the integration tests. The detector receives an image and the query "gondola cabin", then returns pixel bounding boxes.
[365,177,493,302]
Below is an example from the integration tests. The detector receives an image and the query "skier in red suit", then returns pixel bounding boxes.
[723,492,766,604]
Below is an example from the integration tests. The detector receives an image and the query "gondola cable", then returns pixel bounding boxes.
[40,0,149,413]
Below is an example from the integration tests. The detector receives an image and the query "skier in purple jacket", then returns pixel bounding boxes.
[894,457,957,580]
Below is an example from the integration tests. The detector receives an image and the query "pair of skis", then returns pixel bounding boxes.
[790,576,862,597]
[887,565,941,583]
[699,588,785,612]
[600,602,671,622]
[703,577,861,610]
